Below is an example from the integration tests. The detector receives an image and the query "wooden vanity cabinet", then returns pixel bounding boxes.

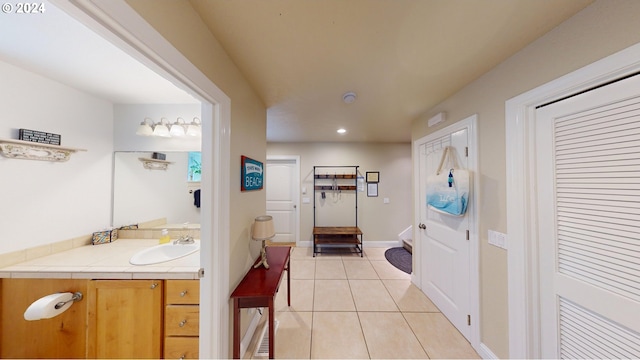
[164,280,200,359]
[0,279,89,359]
[1,278,198,359]
[86,279,163,359]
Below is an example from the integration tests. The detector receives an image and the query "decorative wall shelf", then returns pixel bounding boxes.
[0,138,86,162]
[139,157,173,170]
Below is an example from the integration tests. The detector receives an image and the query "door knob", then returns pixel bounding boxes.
[418,223,426,230]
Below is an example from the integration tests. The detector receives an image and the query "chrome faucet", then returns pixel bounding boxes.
[174,222,195,245]
[173,235,195,245]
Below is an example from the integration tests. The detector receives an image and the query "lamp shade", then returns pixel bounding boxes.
[252,215,275,241]
[186,117,202,137]
[153,123,170,137]
[136,118,154,136]
[136,123,153,136]
[170,124,185,137]
[170,117,186,137]
[186,124,200,137]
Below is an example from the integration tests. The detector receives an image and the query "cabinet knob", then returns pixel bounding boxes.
[150,283,158,289]
[180,290,188,297]
[179,319,187,327]
[418,223,426,230]
[179,355,186,360]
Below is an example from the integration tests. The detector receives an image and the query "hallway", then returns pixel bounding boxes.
[245,246,479,359]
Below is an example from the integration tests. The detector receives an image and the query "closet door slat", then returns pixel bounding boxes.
[554,97,640,304]
[559,298,640,359]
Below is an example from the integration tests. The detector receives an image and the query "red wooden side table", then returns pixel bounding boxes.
[230,246,291,359]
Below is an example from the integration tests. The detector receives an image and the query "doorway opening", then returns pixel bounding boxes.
[56,1,232,357]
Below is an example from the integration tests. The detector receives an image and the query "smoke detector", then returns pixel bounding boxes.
[342,92,357,104]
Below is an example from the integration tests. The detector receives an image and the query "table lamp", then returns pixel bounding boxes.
[252,215,275,269]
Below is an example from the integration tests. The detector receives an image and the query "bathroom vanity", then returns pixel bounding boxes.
[0,239,200,359]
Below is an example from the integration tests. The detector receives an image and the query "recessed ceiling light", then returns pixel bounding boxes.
[342,92,357,104]
[337,128,347,134]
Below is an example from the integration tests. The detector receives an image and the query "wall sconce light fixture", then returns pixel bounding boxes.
[136,117,201,138]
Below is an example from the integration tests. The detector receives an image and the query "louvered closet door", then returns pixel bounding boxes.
[536,74,640,359]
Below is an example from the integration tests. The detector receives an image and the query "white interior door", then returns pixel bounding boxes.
[266,157,299,243]
[417,117,475,340]
[536,74,640,358]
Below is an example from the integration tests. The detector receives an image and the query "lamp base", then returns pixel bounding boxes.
[253,239,269,269]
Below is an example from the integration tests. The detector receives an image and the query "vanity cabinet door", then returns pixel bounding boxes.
[86,279,163,359]
[0,279,88,359]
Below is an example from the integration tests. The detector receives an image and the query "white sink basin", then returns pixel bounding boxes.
[129,241,200,265]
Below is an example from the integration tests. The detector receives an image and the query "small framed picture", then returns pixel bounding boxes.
[366,171,379,183]
[367,183,378,197]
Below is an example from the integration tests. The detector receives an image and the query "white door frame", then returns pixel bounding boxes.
[412,115,480,352]
[54,1,231,358]
[505,42,640,359]
[266,155,301,246]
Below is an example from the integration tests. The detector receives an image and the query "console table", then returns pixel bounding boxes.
[230,246,291,359]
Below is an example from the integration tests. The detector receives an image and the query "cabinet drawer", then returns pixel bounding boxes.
[165,280,200,305]
[165,305,199,336]
[164,336,199,359]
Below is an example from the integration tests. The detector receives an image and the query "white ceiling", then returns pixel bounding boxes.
[0,0,197,105]
[192,0,593,142]
[0,0,593,142]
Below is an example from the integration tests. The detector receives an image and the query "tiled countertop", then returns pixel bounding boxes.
[0,239,200,280]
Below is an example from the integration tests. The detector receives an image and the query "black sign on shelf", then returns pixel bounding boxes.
[18,129,61,145]
[152,152,166,160]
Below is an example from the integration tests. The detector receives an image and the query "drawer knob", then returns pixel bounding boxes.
[180,290,188,297]
[179,319,187,327]
[150,283,158,289]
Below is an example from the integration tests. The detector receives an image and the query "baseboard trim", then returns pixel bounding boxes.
[477,342,498,359]
[369,240,403,248]
[240,308,263,359]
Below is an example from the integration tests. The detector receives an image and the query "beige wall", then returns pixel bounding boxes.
[125,0,267,354]
[268,142,412,245]
[411,0,640,357]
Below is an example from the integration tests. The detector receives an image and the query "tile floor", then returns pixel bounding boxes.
[244,246,480,359]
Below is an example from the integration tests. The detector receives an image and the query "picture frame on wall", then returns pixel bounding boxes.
[241,155,264,191]
[366,171,379,183]
[367,182,378,197]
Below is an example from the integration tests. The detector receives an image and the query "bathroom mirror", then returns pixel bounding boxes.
[112,151,201,228]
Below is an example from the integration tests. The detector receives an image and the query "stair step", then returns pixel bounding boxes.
[402,238,412,254]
